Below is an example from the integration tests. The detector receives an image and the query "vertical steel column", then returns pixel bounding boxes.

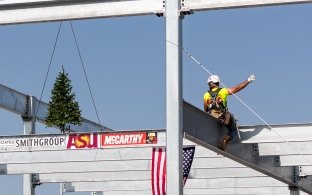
[289,187,300,195]
[22,96,36,195]
[23,175,35,195]
[288,185,300,195]
[60,182,64,195]
[166,0,183,194]
[289,166,300,195]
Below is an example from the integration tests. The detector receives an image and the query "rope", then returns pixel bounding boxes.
[69,21,106,162]
[35,22,63,124]
[178,43,272,129]
[69,21,103,131]
[167,40,312,165]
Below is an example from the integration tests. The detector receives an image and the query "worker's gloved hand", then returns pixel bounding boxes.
[205,99,211,105]
[216,97,223,103]
[248,74,256,83]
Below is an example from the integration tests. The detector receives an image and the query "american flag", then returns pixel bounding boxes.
[151,146,196,195]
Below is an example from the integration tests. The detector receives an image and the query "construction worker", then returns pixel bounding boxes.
[204,74,256,151]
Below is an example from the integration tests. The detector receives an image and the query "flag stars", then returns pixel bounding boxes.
[152,146,196,194]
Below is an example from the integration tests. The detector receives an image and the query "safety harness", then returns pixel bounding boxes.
[207,88,226,114]
[207,88,240,141]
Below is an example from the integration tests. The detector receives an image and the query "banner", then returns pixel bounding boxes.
[0,131,158,152]
[101,132,157,146]
[0,135,66,152]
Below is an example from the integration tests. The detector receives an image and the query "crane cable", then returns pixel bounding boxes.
[69,21,103,131]
[36,21,103,132]
[35,22,63,124]
[179,44,273,129]
[167,40,311,165]
[69,21,108,161]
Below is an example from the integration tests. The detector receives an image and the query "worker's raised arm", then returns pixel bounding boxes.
[227,74,255,95]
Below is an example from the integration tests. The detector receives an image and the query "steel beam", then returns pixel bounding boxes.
[61,187,299,195]
[0,0,164,25]
[41,173,286,187]
[240,123,312,143]
[62,178,287,192]
[33,167,265,183]
[182,101,312,194]
[36,171,150,183]
[0,0,311,25]
[299,166,312,175]
[259,142,312,155]
[63,181,150,192]
[280,155,312,166]
[297,176,312,193]
[183,0,312,12]
[0,157,247,175]
[0,84,113,132]
[0,160,151,174]
[183,187,302,195]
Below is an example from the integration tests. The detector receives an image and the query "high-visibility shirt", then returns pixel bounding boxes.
[203,87,229,108]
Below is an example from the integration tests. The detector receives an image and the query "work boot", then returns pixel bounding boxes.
[219,135,232,151]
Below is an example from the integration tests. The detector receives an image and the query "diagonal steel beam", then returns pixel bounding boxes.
[183,101,312,194]
[0,83,113,132]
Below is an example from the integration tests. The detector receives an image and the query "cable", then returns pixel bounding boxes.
[69,21,107,162]
[35,22,63,124]
[69,21,103,131]
[175,42,273,129]
[167,40,312,165]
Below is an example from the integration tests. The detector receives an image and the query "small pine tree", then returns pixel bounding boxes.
[45,66,82,133]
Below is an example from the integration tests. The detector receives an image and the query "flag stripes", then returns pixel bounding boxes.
[152,146,195,195]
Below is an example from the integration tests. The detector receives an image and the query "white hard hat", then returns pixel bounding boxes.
[207,75,220,84]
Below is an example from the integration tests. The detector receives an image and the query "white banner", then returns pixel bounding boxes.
[0,134,66,152]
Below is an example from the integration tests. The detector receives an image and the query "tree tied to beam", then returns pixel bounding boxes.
[45,66,82,133]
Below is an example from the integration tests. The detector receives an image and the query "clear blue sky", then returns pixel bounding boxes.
[0,3,312,194]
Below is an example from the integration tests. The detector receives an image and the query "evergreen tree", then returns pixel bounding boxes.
[45,66,82,132]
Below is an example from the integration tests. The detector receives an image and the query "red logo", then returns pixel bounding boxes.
[66,133,98,149]
[101,132,157,146]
